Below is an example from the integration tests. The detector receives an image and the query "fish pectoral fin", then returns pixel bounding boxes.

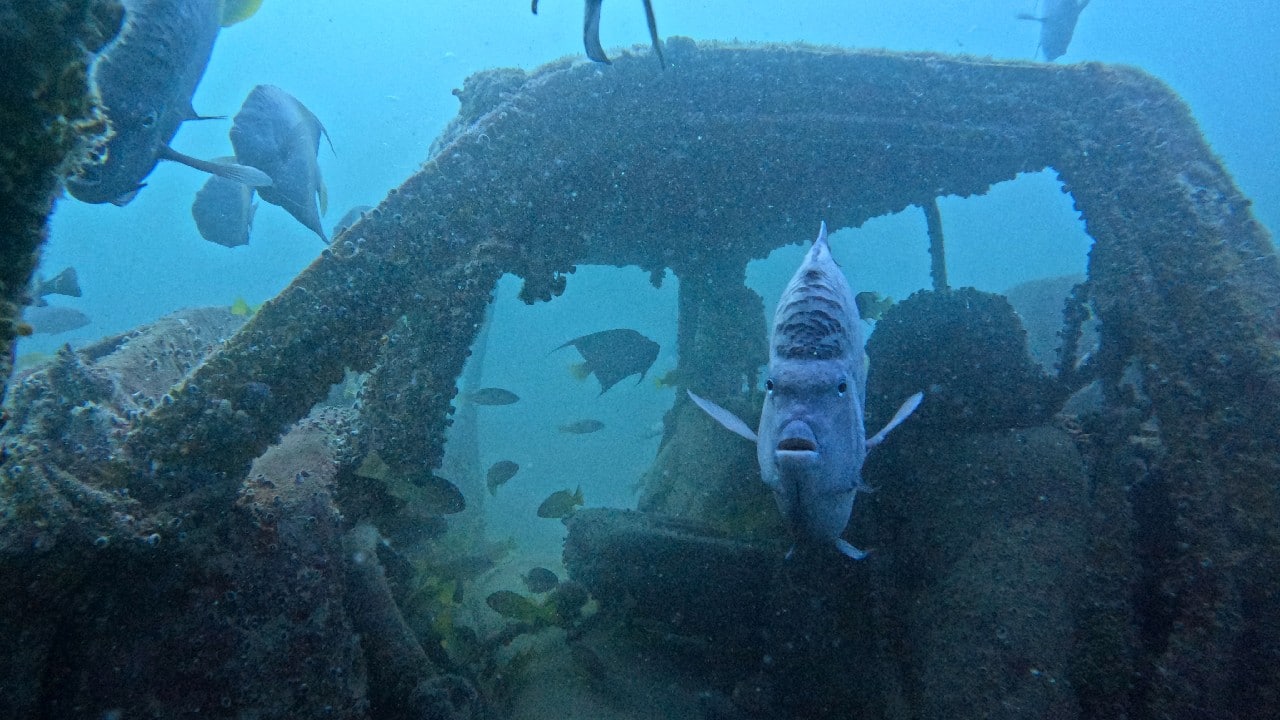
[686,390,758,443]
[835,538,869,560]
[160,145,274,188]
[867,391,924,449]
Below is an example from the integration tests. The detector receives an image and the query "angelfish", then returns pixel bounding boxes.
[688,223,922,560]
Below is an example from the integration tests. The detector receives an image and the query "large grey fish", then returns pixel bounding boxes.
[1018,0,1091,61]
[531,0,665,68]
[230,85,332,242]
[689,223,922,560]
[554,328,660,395]
[66,0,271,205]
[191,158,257,248]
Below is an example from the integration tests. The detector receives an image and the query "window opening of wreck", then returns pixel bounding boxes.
[748,169,1094,371]
[461,266,678,559]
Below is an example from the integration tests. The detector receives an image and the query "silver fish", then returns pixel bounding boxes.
[1018,0,1091,61]
[689,223,922,560]
[66,0,271,205]
[230,85,332,241]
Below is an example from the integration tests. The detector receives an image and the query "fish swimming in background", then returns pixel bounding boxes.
[532,0,665,68]
[230,85,332,241]
[854,291,894,322]
[558,419,605,435]
[554,328,660,395]
[332,205,374,239]
[23,305,91,335]
[191,159,258,247]
[1018,0,1091,61]
[537,487,585,518]
[523,567,560,594]
[408,473,467,515]
[28,267,81,307]
[486,460,520,495]
[66,0,271,205]
[466,387,520,406]
[688,223,923,561]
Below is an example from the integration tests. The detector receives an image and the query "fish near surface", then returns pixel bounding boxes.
[689,223,922,560]
[1018,0,1091,61]
[66,0,271,205]
[230,84,332,241]
[532,0,665,68]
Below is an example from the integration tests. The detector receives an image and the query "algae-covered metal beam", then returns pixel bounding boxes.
[0,0,122,410]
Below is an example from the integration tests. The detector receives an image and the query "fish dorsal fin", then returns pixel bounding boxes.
[867,391,923,449]
[686,390,758,443]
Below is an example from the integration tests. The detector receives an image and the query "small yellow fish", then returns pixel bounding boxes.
[221,0,263,27]
[229,296,254,317]
[537,487,584,518]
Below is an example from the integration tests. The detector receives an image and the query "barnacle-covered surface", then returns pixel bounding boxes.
[1,37,1277,719]
[0,0,122,408]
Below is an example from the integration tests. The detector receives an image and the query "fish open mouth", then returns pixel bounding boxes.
[777,437,818,452]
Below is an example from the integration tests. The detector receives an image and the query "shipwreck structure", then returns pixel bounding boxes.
[3,6,1278,716]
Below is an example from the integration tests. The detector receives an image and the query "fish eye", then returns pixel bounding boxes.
[765,379,775,392]
[837,381,848,396]
[140,111,158,128]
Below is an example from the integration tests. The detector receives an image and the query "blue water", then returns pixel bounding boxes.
[32,0,1279,354]
[27,0,1278,578]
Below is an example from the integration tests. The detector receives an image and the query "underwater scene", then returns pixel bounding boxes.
[2,0,1279,718]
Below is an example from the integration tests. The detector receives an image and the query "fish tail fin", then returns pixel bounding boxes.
[531,0,539,14]
[160,145,273,188]
[583,0,611,64]
[569,361,591,381]
[835,538,869,560]
[642,0,665,69]
[45,267,81,298]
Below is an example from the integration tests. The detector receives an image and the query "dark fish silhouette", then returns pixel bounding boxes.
[408,473,467,515]
[24,305,90,335]
[486,460,520,495]
[559,419,604,434]
[523,567,560,594]
[191,158,257,247]
[332,204,374,239]
[532,0,664,68]
[1018,0,1090,61]
[28,267,81,307]
[467,387,520,406]
[689,223,922,561]
[230,85,332,241]
[554,328,659,395]
[66,0,271,205]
